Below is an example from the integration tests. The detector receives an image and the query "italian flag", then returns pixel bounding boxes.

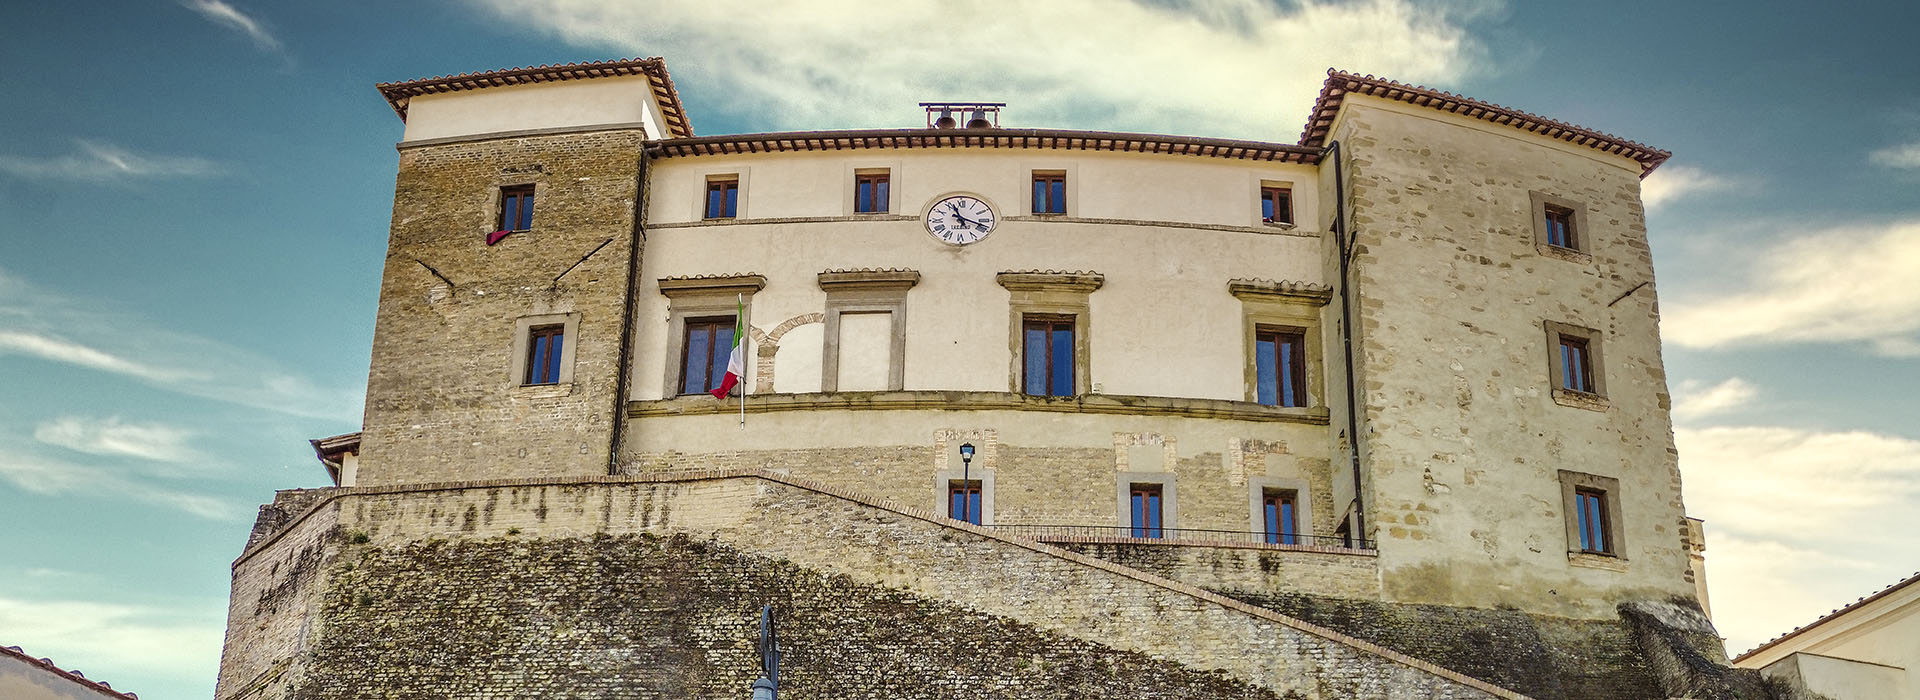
[708,296,746,399]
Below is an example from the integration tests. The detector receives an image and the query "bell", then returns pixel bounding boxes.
[934,110,957,129]
[965,109,991,129]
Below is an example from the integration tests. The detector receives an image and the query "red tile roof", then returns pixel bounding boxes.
[376,57,693,138]
[647,128,1321,164]
[0,644,139,699]
[1302,69,1670,176]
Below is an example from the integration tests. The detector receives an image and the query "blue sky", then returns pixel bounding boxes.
[2,1,1917,698]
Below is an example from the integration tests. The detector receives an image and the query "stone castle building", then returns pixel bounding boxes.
[219,58,1773,699]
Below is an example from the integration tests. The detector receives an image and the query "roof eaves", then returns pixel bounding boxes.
[647,128,1322,164]
[0,644,140,699]
[1301,69,1671,177]
[375,57,693,137]
[1733,570,1920,663]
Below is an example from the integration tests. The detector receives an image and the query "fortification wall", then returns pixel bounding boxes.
[218,473,1515,700]
[357,129,645,487]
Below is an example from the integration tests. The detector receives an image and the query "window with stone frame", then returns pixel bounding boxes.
[1254,325,1308,407]
[854,170,890,214]
[705,176,739,219]
[679,316,736,395]
[1262,488,1300,545]
[1260,185,1293,225]
[1558,470,1625,561]
[1032,171,1067,215]
[1130,483,1164,539]
[498,184,535,232]
[1529,190,1590,257]
[510,313,579,389]
[1544,320,1606,399]
[523,324,565,386]
[1022,314,1076,397]
[948,480,982,525]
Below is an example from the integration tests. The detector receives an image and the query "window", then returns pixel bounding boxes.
[854,171,889,214]
[1544,205,1576,249]
[1032,171,1066,214]
[1260,186,1293,225]
[948,480,982,525]
[1255,326,1308,407]
[1558,335,1593,393]
[1262,489,1299,545]
[524,325,564,385]
[1529,190,1589,256]
[1559,470,1624,561]
[1022,315,1075,396]
[679,316,736,395]
[1129,483,1164,539]
[498,185,535,232]
[1544,321,1605,399]
[1575,488,1610,554]
[705,177,739,219]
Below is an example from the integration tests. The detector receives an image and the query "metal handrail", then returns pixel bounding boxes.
[985,523,1374,550]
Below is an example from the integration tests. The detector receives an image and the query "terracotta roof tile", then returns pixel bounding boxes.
[0,644,139,699]
[1302,69,1670,177]
[375,57,693,138]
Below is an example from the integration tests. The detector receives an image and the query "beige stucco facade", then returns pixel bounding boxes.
[1735,573,1920,699]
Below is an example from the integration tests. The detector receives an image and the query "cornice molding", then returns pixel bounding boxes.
[996,271,1105,294]
[1228,279,1334,306]
[657,274,767,297]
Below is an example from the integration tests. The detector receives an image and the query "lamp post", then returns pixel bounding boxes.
[958,443,975,524]
[751,605,779,700]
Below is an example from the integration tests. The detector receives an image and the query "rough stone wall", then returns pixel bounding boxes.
[215,499,341,700]
[218,474,1514,700]
[358,129,645,486]
[1333,99,1696,618]
[1055,542,1380,600]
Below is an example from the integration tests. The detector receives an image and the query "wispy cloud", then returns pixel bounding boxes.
[1680,423,1920,652]
[0,595,224,692]
[182,0,281,52]
[463,0,1494,139]
[35,416,205,465]
[0,140,222,182]
[1664,219,1920,355]
[0,267,362,421]
[1641,164,1737,208]
[1671,378,1757,422]
[1867,142,1920,169]
[0,454,236,519]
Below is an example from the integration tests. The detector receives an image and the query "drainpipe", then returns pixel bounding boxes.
[1326,140,1367,544]
[608,146,649,474]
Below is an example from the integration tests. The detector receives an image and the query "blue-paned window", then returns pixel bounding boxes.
[1032,172,1066,214]
[948,480,982,525]
[498,185,535,231]
[1255,327,1307,407]
[680,317,736,394]
[855,172,889,213]
[705,178,739,219]
[1575,488,1610,554]
[1260,186,1292,224]
[1263,490,1298,545]
[1130,484,1163,539]
[1559,336,1592,393]
[1544,205,1576,249]
[1022,315,1075,397]
[524,325,564,385]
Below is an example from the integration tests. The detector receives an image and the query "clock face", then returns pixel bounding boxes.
[925,194,996,246]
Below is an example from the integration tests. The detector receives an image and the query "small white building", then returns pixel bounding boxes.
[1734,571,1920,700]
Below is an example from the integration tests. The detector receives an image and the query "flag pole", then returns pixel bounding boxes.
[739,292,746,430]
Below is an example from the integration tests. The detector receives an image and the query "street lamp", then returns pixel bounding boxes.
[958,443,975,524]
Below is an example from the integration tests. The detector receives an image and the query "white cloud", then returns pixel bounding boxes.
[1640,164,1737,208]
[0,595,223,694]
[463,0,1492,139]
[0,454,236,520]
[0,140,222,182]
[1867,142,1920,169]
[0,268,362,421]
[34,416,204,465]
[1679,424,1920,651]
[182,0,281,51]
[1664,220,1920,354]
[1671,378,1757,422]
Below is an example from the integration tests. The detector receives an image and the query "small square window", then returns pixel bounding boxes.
[705,177,739,219]
[1130,483,1164,539]
[498,185,535,232]
[1255,326,1308,407]
[1021,314,1075,397]
[524,324,565,386]
[948,479,982,525]
[854,171,889,214]
[1262,489,1298,545]
[1260,186,1293,225]
[1032,172,1066,215]
[679,316,737,395]
[1544,205,1576,249]
[1544,321,1606,399]
[1559,470,1623,559]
